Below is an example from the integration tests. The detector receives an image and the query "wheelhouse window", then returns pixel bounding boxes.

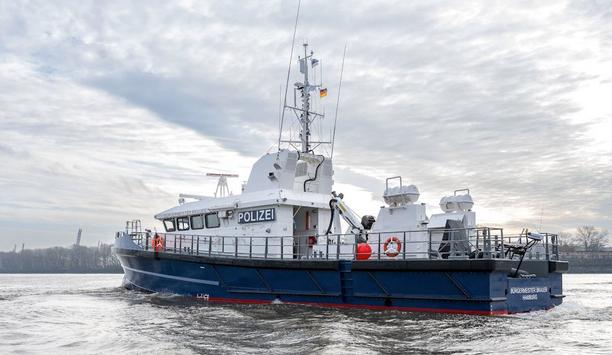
[177,216,190,231]
[190,215,204,230]
[205,212,220,228]
[163,218,176,232]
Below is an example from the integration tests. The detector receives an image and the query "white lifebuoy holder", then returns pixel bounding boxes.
[384,236,402,257]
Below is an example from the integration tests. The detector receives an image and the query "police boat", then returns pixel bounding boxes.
[113,43,567,315]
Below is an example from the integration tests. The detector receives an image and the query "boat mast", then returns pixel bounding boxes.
[279,42,329,154]
[300,43,311,153]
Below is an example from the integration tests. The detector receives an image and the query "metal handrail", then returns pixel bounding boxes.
[117,227,560,262]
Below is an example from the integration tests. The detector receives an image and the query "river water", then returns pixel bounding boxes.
[0,273,611,354]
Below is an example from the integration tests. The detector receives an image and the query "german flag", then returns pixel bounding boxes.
[319,88,328,98]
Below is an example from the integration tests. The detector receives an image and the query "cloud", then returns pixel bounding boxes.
[0,60,254,248]
[0,0,611,249]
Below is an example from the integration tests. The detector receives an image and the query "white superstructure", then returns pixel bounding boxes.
[153,43,480,261]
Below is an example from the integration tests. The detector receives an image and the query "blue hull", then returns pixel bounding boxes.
[115,248,566,315]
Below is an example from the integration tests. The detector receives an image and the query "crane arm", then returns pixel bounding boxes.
[329,191,363,236]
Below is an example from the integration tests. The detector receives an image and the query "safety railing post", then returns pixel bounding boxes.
[265,237,269,259]
[281,237,284,260]
[403,232,406,260]
[208,236,212,256]
[545,234,550,261]
[196,236,199,255]
[326,235,329,260]
[428,230,432,259]
[145,234,149,251]
[191,235,194,255]
[500,229,504,259]
[378,233,381,260]
[484,228,491,259]
[174,235,177,253]
[494,234,499,259]
[249,237,252,259]
[222,237,225,255]
[336,234,340,259]
[354,235,358,260]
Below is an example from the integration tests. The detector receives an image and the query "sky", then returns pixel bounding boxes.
[1,0,611,250]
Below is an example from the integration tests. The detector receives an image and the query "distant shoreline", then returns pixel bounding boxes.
[3,249,612,274]
[0,244,122,274]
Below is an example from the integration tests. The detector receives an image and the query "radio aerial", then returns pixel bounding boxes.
[207,173,239,198]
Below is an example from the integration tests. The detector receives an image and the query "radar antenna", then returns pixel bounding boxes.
[207,173,239,198]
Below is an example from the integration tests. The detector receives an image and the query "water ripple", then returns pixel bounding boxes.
[1,274,612,354]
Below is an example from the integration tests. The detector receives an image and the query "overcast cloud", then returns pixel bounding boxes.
[0,0,611,249]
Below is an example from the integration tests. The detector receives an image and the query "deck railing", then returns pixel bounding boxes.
[117,228,559,260]
[118,227,560,262]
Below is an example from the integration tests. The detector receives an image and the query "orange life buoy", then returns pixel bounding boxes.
[152,234,165,252]
[383,236,402,257]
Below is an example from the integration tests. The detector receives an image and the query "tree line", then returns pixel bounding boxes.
[558,225,609,252]
[0,244,123,273]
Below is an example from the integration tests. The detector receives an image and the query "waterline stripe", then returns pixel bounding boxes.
[123,266,219,286]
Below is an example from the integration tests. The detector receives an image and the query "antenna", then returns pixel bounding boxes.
[278,0,301,151]
[300,42,311,153]
[331,43,347,159]
[278,84,283,137]
[277,1,332,155]
[207,173,239,198]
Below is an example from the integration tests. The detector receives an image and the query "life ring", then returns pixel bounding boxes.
[152,234,165,252]
[383,236,401,257]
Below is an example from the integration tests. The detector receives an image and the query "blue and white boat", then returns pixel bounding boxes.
[113,42,567,315]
